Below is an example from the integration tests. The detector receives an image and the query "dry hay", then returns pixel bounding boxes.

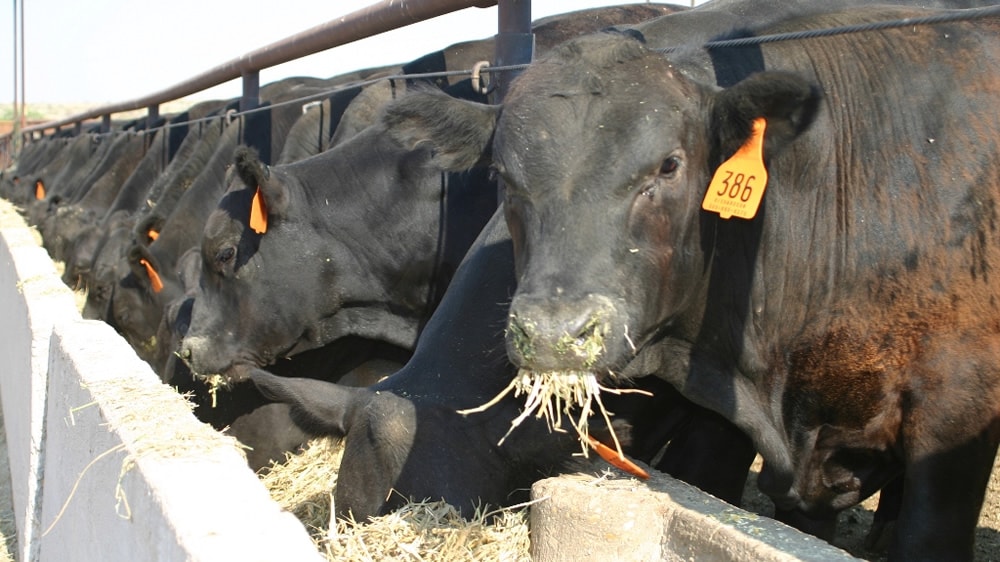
[460,319,648,461]
[260,437,531,562]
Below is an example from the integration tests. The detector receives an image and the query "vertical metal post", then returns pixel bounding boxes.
[492,0,534,103]
[18,0,24,133]
[241,70,260,112]
[11,0,19,154]
[101,115,111,133]
[146,104,159,129]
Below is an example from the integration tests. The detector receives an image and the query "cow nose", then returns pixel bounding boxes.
[507,293,617,371]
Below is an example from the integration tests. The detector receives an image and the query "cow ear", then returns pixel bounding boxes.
[127,244,165,294]
[234,146,287,233]
[135,213,165,247]
[710,71,821,163]
[382,89,499,171]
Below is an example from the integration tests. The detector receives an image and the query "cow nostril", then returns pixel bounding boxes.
[556,315,607,368]
[507,314,537,362]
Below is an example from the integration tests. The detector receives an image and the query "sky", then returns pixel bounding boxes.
[0,0,702,106]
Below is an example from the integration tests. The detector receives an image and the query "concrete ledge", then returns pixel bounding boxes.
[0,200,323,561]
[531,465,860,562]
[39,320,323,562]
[0,204,79,561]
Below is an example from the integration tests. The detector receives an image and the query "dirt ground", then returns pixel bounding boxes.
[741,453,1000,560]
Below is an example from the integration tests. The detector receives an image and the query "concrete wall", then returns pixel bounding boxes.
[0,203,323,561]
[531,468,861,562]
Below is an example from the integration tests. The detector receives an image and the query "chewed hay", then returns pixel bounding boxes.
[460,316,653,459]
[260,437,530,561]
[460,369,617,457]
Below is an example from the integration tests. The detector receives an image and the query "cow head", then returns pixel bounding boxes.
[388,32,819,379]
[111,242,182,367]
[179,147,311,381]
[180,127,482,383]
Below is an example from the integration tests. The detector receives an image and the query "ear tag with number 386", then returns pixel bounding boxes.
[702,117,768,219]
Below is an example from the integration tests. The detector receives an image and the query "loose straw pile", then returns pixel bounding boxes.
[260,437,531,561]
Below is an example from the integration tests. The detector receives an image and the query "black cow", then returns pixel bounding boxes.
[108,77,344,367]
[248,211,582,519]
[0,134,80,205]
[178,96,495,382]
[41,129,157,264]
[63,99,228,289]
[80,103,239,323]
[383,7,1000,560]
[247,207,768,519]
[175,4,689,468]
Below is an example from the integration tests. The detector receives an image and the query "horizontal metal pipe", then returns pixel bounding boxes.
[18,0,497,136]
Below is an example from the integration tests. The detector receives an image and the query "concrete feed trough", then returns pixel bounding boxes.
[0,201,321,561]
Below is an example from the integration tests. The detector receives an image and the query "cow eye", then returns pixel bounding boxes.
[659,156,680,177]
[215,246,236,265]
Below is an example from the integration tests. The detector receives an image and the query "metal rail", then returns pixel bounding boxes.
[13,0,507,139]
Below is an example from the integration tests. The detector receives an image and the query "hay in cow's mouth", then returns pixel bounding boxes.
[197,374,228,408]
[458,368,649,460]
[173,350,231,408]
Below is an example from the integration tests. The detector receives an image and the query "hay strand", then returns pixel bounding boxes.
[459,368,650,457]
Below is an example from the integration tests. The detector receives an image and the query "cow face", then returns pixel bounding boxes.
[180,126,486,383]
[385,33,817,379]
[497,34,818,378]
[180,147,337,381]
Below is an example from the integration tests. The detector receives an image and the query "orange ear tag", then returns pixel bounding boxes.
[139,258,164,293]
[587,435,650,480]
[147,229,159,242]
[702,117,768,220]
[35,181,45,200]
[249,186,268,234]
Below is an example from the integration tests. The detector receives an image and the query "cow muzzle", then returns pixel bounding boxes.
[177,335,242,382]
[506,293,627,373]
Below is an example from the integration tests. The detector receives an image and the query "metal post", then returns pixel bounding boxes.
[146,104,160,129]
[101,115,111,134]
[492,0,534,103]
[241,71,260,112]
[18,0,24,133]
[11,0,19,155]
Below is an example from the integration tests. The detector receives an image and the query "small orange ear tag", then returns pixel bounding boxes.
[587,435,650,480]
[139,258,164,293]
[35,181,45,200]
[147,229,159,242]
[249,186,268,234]
[702,117,768,220]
